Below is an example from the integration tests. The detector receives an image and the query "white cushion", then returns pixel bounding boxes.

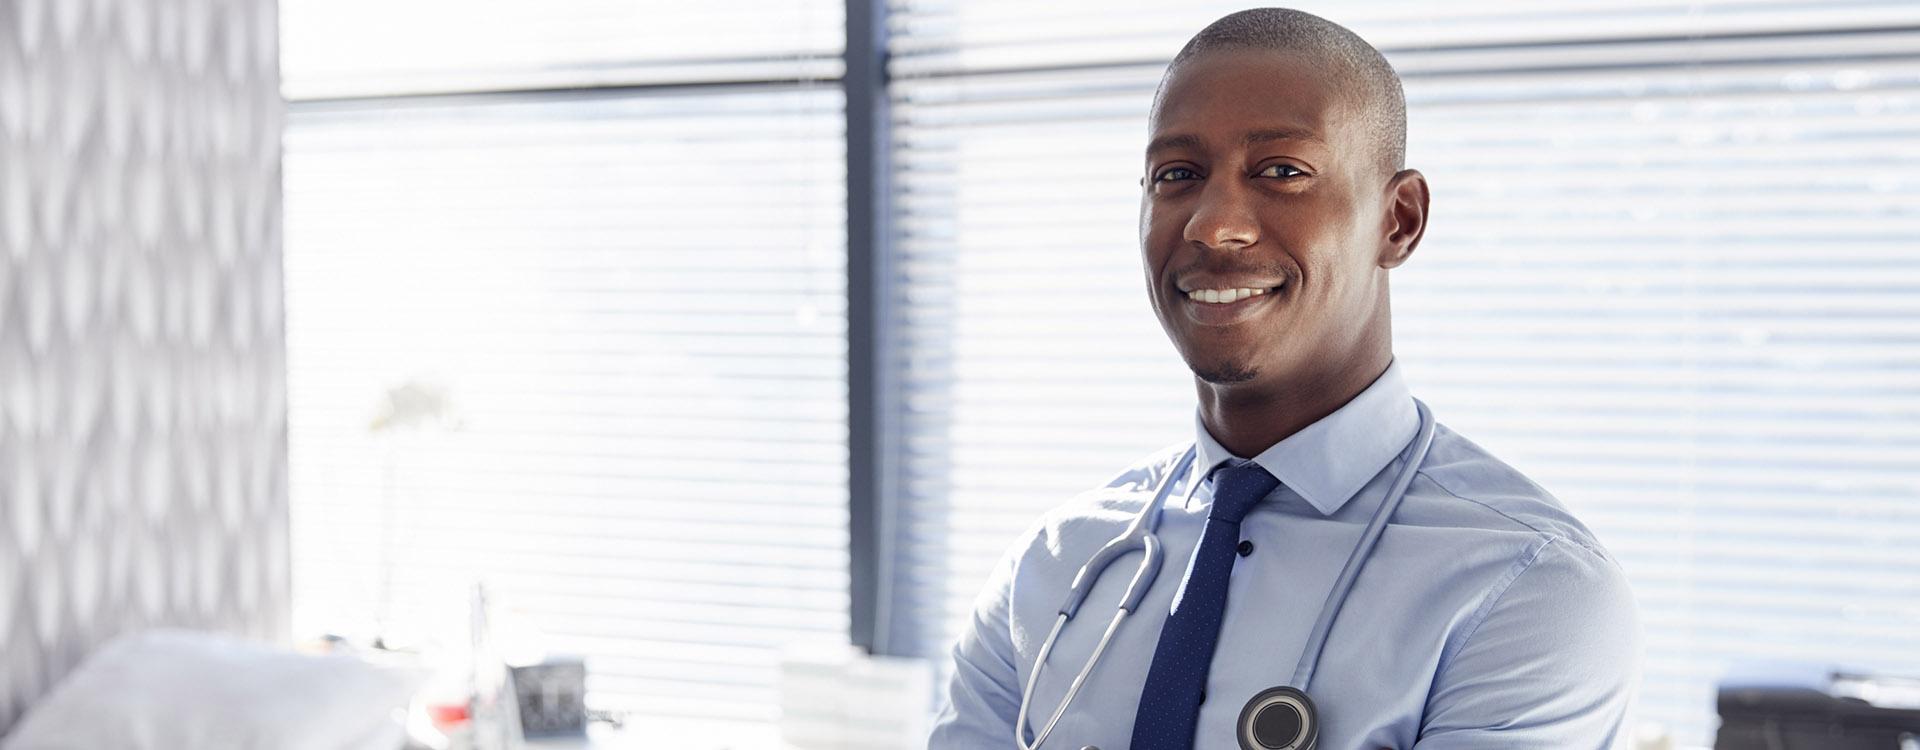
[1,630,417,750]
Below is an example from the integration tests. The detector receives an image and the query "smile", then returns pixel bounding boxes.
[1178,284,1284,326]
[1184,287,1273,304]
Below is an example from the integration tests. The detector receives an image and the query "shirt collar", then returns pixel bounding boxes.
[1190,360,1419,516]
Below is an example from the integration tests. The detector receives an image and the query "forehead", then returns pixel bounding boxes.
[1148,48,1357,153]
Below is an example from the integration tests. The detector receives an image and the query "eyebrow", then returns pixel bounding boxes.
[1145,127,1325,156]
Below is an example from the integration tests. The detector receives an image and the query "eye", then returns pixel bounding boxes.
[1153,166,1199,183]
[1258,163,1307,178]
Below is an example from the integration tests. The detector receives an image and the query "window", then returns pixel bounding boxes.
[281,0,847,725]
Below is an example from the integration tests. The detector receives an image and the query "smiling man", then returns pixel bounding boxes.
[928,8,1640,750]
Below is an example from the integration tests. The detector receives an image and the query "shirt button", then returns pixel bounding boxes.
[1237,540,1255,557]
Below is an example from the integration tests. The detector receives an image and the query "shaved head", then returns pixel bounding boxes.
[1154,8,1406,176]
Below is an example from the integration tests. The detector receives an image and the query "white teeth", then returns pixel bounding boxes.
[1185,287,1272,304]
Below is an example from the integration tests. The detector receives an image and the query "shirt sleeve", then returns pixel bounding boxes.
[1412,538,1643,750]
[927,540,1024,749]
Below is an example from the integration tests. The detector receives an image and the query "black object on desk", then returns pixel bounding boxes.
[512,657,589,738]
[1714,662,1920,750]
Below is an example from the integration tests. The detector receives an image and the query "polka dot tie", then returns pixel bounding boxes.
[1128,461,1280,750]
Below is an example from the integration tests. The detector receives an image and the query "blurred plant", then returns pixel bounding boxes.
[370,381,464,434]
[368,379,465,649]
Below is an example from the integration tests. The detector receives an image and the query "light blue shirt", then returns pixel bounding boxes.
[929,362,1641,749]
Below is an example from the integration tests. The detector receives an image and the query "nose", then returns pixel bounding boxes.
[1182,178,1259,250]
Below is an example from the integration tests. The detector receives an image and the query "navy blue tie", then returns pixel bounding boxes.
[1129,461,1280,750]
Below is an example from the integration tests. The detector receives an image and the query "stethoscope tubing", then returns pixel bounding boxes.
[1290,398,1436,689]
[1016,399,1437,750]
[1018,452,1191,750]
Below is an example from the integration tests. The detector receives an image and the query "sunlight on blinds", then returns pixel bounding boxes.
[282,87,848,722]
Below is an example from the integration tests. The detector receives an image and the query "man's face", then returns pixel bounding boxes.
[1141,49,1393,386]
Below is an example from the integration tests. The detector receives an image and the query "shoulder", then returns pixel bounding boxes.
[1444,530,1641,691]
[1423,526,1642,744]
[1094,439,1191,496]
[1413,421,1615,563]
[1004,441,1188,558]
[1408,421,1639,661]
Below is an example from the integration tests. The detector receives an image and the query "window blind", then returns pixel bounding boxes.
[280,0,845,99]
[280,0,847,725]
[888,2,1920,744]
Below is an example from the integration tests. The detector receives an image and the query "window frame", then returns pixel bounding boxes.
[844,0,905,656]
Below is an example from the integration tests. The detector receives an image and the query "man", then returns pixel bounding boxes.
[928,8,1639,750]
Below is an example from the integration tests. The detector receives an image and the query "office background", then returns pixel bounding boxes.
[280,0,1920,744]
[0,0,1914,747]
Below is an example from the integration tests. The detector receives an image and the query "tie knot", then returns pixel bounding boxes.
[1207,462,1279,523]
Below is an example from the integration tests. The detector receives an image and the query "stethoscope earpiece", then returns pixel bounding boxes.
[1237,686,1318,750]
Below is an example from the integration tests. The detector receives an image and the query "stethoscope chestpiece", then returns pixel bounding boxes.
[1236,686,1317,750]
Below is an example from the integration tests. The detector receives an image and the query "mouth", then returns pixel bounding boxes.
[1178,284,1285,327]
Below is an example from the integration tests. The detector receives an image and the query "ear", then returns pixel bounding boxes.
[1378,169,1430,269]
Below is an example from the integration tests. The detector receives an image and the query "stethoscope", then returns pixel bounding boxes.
[1016,399,1437,750]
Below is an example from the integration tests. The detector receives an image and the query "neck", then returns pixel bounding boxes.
[1196,347,1393,459]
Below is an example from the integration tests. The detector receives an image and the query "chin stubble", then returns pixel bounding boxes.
[1193,362,1259,384]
